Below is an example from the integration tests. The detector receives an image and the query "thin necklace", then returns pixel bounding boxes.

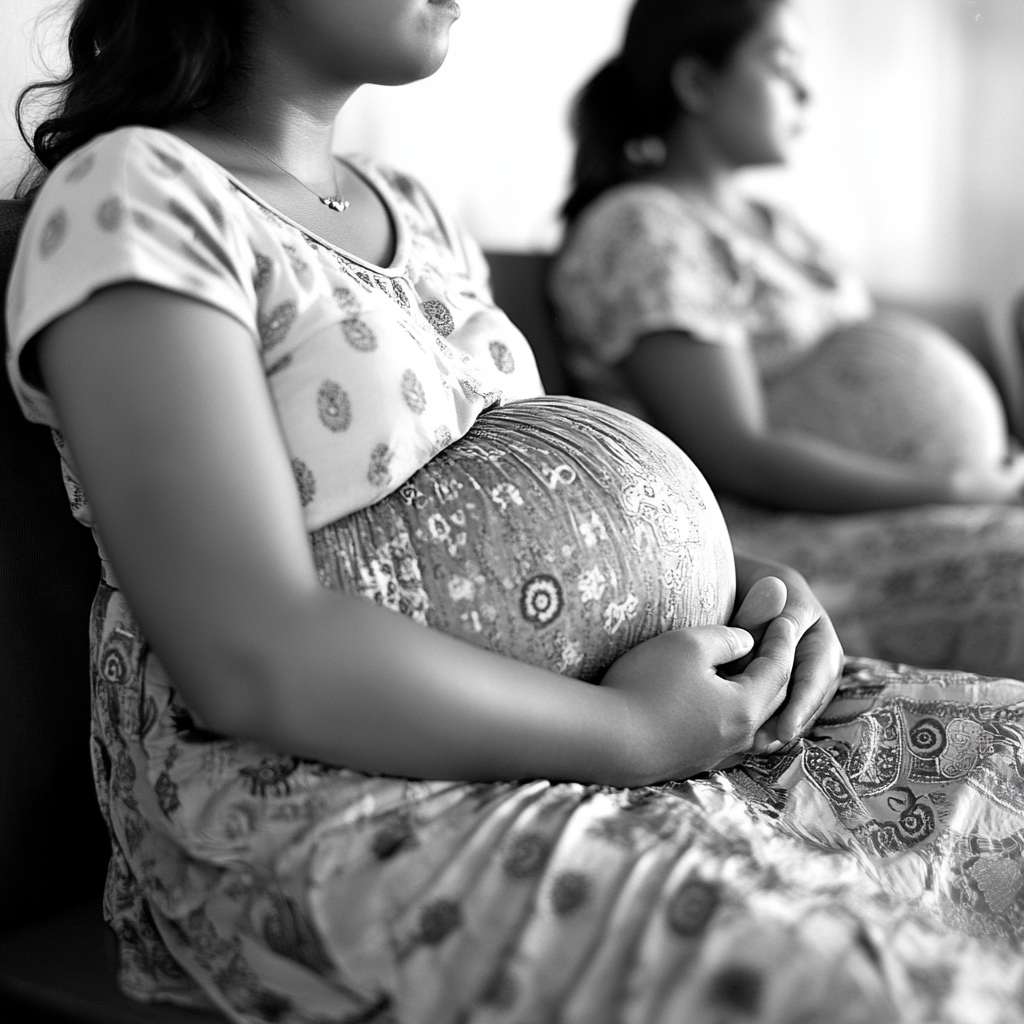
[196,109,350,213]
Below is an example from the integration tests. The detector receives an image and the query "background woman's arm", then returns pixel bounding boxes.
[38,285,797,786]
[625,331,1024,512]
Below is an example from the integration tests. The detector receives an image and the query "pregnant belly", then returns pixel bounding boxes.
[311,396,735,681]
[765,312,1008,472]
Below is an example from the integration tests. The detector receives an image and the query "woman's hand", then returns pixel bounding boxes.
[733,553,844,750]
[950,446,1024,504]
[600,618,798,784]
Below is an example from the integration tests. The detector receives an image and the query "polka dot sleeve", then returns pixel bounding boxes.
[5,127,258,427]
[550,185,749,368]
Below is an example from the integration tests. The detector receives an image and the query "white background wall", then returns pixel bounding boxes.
[4,0,1024,331]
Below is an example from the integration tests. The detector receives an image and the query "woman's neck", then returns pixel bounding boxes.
[645,118,750,224]
[185,40,360,193]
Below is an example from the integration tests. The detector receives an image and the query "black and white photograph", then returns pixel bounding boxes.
[4,2,1024,1022]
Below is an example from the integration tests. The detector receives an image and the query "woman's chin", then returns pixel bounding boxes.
[372,40,450,86]
[731,145,791,173]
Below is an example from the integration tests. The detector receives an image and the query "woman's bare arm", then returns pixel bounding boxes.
[38,285,800,786]
[625,331,1024,512]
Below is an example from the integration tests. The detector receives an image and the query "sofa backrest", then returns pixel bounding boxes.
[0,198,107,933]
[485,251,569,396]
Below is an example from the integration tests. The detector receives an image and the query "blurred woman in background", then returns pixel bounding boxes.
[552,0,1024,678]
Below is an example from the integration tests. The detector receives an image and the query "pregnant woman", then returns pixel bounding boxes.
[552,0,1024,679]
[9,1,1024,1021]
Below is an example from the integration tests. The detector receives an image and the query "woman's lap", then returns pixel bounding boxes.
[722,498,1024,678]
[93,573,1024,1022]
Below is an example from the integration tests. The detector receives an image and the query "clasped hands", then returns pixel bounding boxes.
[601,553,843,783]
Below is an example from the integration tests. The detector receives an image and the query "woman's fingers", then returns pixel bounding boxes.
[602,624,794,780]
[1006,453,1024,497]
[722,559,844,752]
[730,575,788,632]
[711,752,748,771]
[750,715,780,753]
[727,612,799,721]
[725,576,789,675]
[775,620,843,741]
[699,624,757,666]
[754,566,843,742]
[954,453,1024,503]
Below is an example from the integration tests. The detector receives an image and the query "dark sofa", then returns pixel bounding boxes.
[1,191,1022,1023]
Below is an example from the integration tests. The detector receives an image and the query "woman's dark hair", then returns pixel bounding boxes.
[16,0,255,194]
[562,0,783,222]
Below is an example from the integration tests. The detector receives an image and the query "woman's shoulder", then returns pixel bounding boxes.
[7,125,260,412]
[34,126,232,206]
[560,182,722,260]
[19,125,248,267]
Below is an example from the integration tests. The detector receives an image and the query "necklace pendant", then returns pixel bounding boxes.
[319,196,350,213]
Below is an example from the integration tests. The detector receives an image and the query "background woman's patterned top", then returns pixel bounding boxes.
[550,182,872,415]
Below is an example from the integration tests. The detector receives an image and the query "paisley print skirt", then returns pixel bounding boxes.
[93,576,1024,1024]
[722,498,1024,680]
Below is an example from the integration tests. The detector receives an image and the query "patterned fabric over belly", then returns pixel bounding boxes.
[310,396,736,681]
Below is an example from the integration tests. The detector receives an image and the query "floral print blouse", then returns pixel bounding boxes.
[550,182,873,416]
[5,126,544,541]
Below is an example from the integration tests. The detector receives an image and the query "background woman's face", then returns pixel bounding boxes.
[701,3,810,168]
[261,0,462,87]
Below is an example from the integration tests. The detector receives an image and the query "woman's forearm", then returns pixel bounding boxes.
[624,331,1019,513]
[708,428,963,512]
[189,588,641,786]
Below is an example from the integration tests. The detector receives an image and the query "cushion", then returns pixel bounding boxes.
[313,395,735,681]
[0,197,108,934]
[765,312,1009,471]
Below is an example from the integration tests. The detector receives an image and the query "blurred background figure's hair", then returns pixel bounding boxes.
[563,0,781,223]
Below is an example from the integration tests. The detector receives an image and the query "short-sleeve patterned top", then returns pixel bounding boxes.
[549,182,873,417]
[5,126,544,542]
